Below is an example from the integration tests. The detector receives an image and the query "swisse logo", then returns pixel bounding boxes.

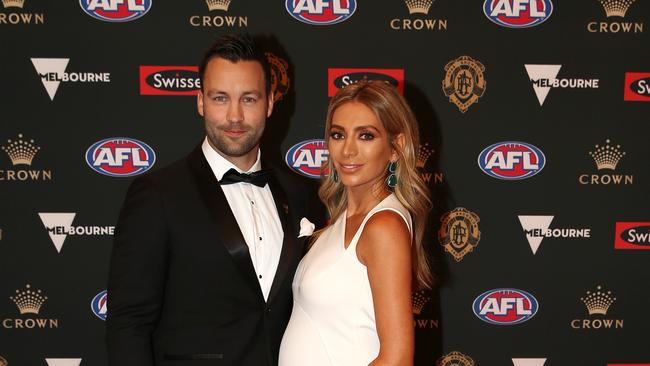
[624,72,650,101]
[478,141,545,180]
[91,290,107,320]
[473,288,538,325]
[327,68,404,97]
[483,0,553,28]
[615,222,650,249]
[285,139,328,179]
[285,0,356,25]
[79,0,151,22]
[140,66,200,96]
[86,137,155,177]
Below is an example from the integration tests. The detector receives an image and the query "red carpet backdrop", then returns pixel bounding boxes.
[1,0,649,365]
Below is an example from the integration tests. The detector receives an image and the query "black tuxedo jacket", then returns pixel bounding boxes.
[106,145,312,366]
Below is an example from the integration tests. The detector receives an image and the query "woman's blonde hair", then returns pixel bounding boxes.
[319,81,433,289]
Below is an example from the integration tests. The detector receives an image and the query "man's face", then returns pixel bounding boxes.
[197,58,273,163]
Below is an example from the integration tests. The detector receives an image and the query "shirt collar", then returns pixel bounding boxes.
[201,137,262,181]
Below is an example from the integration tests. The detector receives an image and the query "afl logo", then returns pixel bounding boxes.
[285,0,357,25]
[91,290,108,321]
[285,139,328,179]
[86,137,156,177]
[478,141,545,180]
[483,0,553,28]
[80,0,152,22]
[473,288,538,325]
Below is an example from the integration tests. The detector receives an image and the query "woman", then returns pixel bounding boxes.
[279,81,432,366]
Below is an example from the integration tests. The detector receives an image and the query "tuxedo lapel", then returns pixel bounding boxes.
[265,167,297,304]
[186,146,263,301]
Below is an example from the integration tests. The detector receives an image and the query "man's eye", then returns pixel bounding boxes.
[213,96,227,102]
[242,96,257,103]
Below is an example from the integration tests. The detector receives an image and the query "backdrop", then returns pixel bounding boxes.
[1,1,649,365]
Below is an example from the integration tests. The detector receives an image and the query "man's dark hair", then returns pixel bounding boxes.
[199,33,272,96]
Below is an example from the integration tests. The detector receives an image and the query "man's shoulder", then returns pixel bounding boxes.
[128,151,195,192]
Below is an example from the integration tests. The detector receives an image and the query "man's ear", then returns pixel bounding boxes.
[266,92,274,118]
[197,91,204,117]
[391,133,406,161]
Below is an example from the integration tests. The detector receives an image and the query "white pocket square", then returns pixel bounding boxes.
[298,217,315,238]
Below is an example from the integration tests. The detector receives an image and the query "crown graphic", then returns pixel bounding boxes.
[2,0,25,8]
[581,285,616,315]
[588,139,625,170]
[416,142,434,168]
[1,134,41,166]
[404,0,434,14]
[598,0,636,17]
[9,284,48,315]
[205,0,230,11]
[412,290,431,315]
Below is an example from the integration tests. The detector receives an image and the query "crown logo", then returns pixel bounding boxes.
[598,0,636,17]
[404,0,434,14]
[1,134,41,166]
[412,290,431,315]
[205,0,230,11]
[2,0,25,8]
[588,139,625,170]
[416,142,434,168]
[581,285,616,315]
[9,284,48,315]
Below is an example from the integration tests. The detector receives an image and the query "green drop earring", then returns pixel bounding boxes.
[386,161,397,188]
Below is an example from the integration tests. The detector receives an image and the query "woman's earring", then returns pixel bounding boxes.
[385,161,397,188]
[332,168,339,183]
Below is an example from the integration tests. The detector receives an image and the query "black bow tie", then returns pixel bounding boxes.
[219,168,272,187]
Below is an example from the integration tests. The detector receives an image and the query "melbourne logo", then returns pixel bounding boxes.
[473,288,538,325]
[189,0,248,27]
[1,133,52,182]
[285,0,356,25]
[518,215,591,255]
[615,222,650,249]
[140,66,200,96]
[483,0,553,28]
[91,290,108,320]
[328,68,404,97]
[437,351,475,366]
[285,139,328,179]
[79,0,151,22]
[266,53,291,103]
[588,0,643,34]
[390,0,448,31]
[442,56,486,113]
[525,64,599,106]
[31,58,111,101]
[86,137,156,177]
[478,141,544,180]
[45,360,82,366]
[624,72,650,101]
[39,213,115,253]
[579,139,633,185]
[438,207,481,262]
[2,284,59,329]
[0,0,45,25]
[571,285,623,329]
[512,359,547,366]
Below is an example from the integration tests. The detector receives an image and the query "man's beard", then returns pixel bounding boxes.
[206,122,264,158]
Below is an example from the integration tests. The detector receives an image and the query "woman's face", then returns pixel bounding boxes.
[328,101,396,192]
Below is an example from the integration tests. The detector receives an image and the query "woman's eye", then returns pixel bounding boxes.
[359,132,375,140]
[330,132,343,140]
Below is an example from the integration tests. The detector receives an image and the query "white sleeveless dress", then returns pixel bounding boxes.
[279,194,412,366]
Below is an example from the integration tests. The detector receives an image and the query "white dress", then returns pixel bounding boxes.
[279,194,412,366]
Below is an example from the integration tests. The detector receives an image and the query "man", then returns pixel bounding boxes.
[106,34,314,366]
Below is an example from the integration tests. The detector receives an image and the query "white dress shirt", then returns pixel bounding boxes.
[201,138,284,301]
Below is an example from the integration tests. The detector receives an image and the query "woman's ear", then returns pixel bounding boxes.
[391,133,406,161]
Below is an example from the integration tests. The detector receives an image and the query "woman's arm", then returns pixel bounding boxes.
[357,210,414,366]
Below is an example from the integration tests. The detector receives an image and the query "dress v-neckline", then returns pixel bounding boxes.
[341,194,393,251]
